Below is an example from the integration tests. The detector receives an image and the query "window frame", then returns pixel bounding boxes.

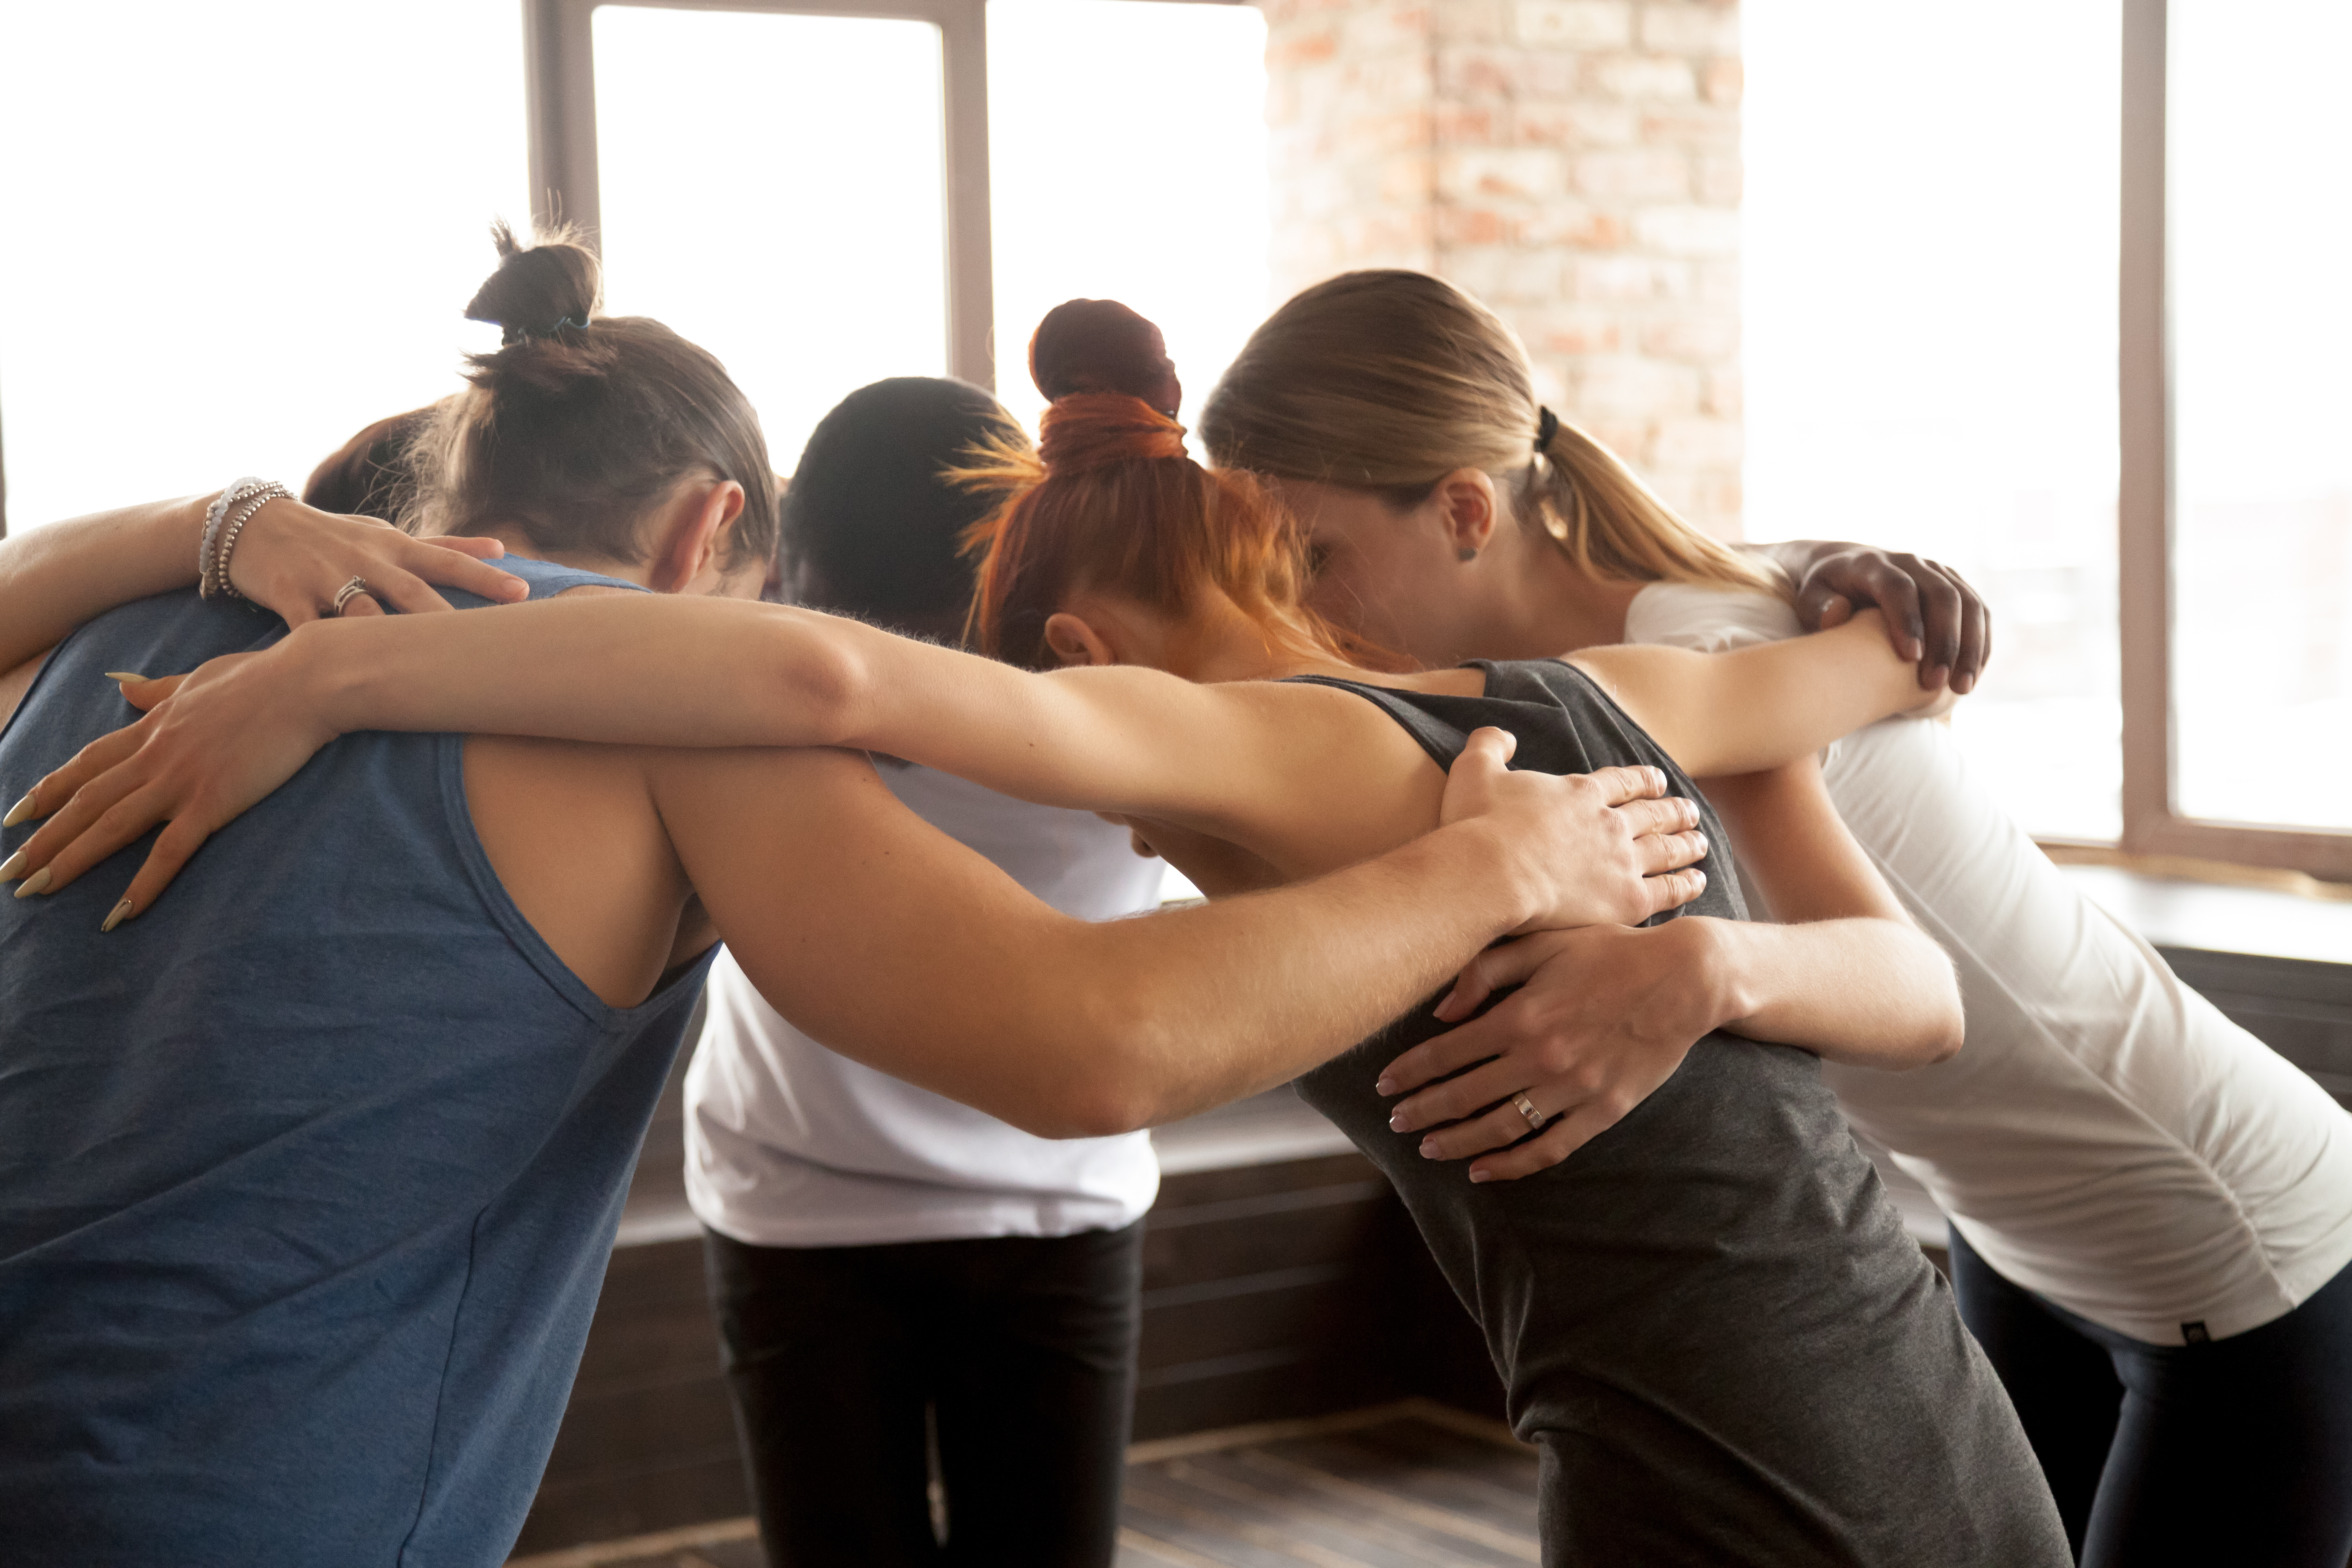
[2116,0,2352,879]
[522,0,997,392]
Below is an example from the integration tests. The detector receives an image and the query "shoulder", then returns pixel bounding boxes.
[1623,582,1802,652]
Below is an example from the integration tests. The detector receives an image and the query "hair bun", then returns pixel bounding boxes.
[464,221,602,344]
[1029,299,1181,418]
[1035,392,1189,474]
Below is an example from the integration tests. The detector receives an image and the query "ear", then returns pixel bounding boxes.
[1430,468,1499,558]
[1042,611,1116,667]
[648,480,747,595]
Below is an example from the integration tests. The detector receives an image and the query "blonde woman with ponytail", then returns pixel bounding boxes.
[1202,269,2352,1568]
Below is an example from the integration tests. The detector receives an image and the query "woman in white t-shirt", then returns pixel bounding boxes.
[692,374,1162,1566]
[1198,269,2352,1568]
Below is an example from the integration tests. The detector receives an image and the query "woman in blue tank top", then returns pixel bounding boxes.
[7,302,2071,1560]
[0,245,1702,1568]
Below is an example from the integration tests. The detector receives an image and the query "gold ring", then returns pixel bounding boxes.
[330,576,371,616]
[1510,1091,1547,1134]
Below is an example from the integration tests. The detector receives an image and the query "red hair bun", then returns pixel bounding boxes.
[1029,299,1182,417]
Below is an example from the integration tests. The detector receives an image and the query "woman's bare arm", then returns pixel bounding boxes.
[0,493,528,678]
[649,736,1697,1135]
[1568,611,1957,778]
[21,593,1455,876]
[1378,756,1961,1181]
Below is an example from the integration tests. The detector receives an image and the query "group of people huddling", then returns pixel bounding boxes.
[2,224,2349,1568]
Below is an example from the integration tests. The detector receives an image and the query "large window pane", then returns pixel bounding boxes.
[593,5,949,475]
[1744,3,2123,841]
[0,2,527,532]
[2169,0,2352,832]
[988,0,1269,447]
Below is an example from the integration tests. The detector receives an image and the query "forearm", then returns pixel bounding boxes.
[1697,916,1961,1068]
[970,818,1545,1134]
[294,594,1230,821]
[0,495,211,671]
[294,594,868,748]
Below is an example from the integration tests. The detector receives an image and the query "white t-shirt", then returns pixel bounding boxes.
[683,762,1166,1248]
[1625,582,2352,1344]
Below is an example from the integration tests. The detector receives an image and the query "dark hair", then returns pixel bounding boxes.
[302,404,440,524]
[780,377,1021,631]
[405,223,779,576]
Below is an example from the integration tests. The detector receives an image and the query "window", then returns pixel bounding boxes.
[1750,0,2350,877]
[524,0,1266,476]
[987,0,1269,446]
[1744,2,2123,843]
[589,5,954,469]
[2132,0,2352,868]
[0,1,530,533]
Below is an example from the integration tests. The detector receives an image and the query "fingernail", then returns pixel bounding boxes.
[1374,1076,1396,1096]
[1389,1111,1408,1131]
[103,671,149,684]
[1692,833,1709,856]
[0,849,25,881]
[1692,869,1707,887]
[1,791,35,828]
[1953,673,1975,694]
[1469,1169,1493,1184]
[13,867,53,898]
[100,898,134,933]
[1929,665,1950,689]
[1420,1138,1442,1158]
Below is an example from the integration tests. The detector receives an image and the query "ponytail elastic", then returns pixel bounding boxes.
[500,315,590,346]
[1535,405,1560,452]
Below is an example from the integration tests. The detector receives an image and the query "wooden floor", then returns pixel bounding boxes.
[509,1401,1537,1568]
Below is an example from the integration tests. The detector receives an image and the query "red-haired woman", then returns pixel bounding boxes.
[10,308,2070,1562]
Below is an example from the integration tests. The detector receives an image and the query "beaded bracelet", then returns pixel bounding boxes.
[205,481,292,603]
[199,477,279,599]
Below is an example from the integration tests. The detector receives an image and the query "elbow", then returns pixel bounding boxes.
[1898,965,1965,1069]
[995,992,1175,1141]
[769,612,869,747]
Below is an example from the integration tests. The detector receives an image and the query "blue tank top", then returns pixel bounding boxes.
[0,562,718,1567]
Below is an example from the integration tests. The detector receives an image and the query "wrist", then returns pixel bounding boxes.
[279,621,368,740]
[1442,815,1545,936]
[1677,916,1760,1032]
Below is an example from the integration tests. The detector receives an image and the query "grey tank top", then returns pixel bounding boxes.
[1287,660,2066,1567]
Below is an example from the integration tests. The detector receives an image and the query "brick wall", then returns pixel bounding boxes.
[1261,0,1745,537]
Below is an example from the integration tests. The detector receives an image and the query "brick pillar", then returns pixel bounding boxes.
[1261,0,1744,537]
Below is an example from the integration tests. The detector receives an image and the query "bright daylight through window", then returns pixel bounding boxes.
[2168,0,2352,834]
[0,0,531,532]
[593,5,952,475]
[1744,1,2124,843]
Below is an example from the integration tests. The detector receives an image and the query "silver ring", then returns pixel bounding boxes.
[1510,1091,1547,1135]
[330,576,371,616]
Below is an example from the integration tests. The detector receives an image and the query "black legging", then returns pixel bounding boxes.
[1949,1228,2352,1567]
[704,1222,1143,1568]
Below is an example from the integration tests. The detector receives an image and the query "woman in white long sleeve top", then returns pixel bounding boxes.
[1197,268,2352,1568]
[689,376,1162,1568]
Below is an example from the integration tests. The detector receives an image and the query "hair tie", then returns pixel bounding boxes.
[501,315,590,346]
[1534,405,1560,452]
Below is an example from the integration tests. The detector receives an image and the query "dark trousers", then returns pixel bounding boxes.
[1950,1228,2352,1567]
[703,1221,1144,1568]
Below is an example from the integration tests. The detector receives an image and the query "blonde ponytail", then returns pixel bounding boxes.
[1202,270,1783,599]
[1530,409,1782,595]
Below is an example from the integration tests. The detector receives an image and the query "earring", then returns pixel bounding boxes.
[1457,546,1478,563]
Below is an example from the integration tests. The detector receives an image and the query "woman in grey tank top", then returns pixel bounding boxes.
[23,355,2069,1560]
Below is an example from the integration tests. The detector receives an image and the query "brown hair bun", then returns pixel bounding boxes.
[1028,299,1181,418]
[463,221,601,346]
